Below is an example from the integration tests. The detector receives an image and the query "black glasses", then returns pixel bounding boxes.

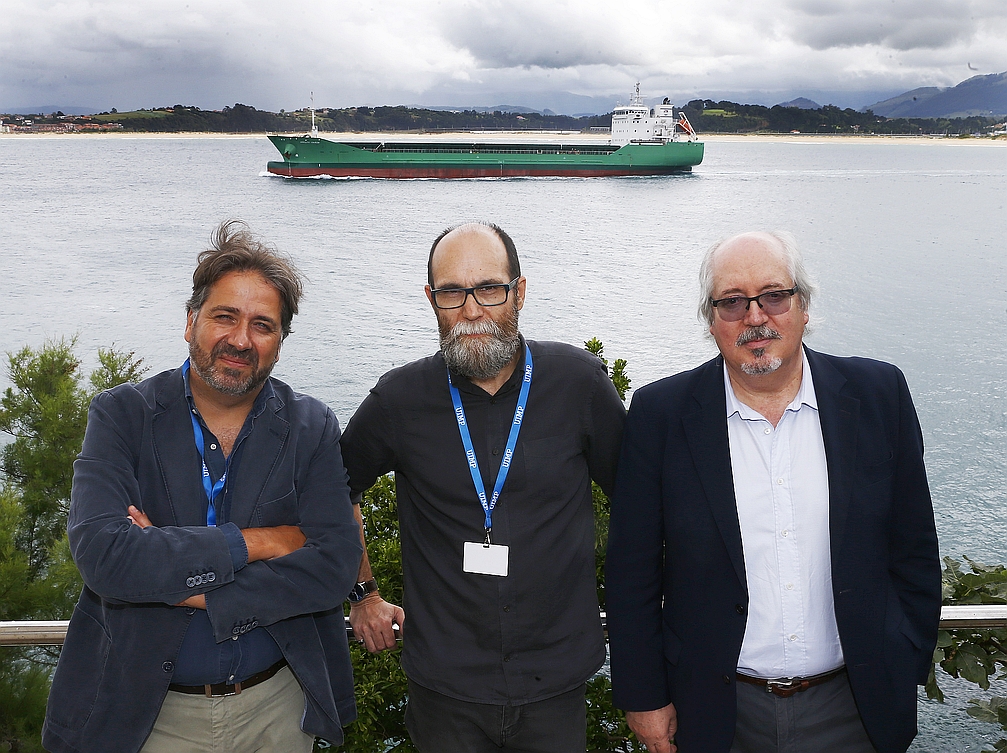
[710,288,798,322]
[430,278,519,310]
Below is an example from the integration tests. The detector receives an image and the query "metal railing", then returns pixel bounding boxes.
[2,605,1005,647]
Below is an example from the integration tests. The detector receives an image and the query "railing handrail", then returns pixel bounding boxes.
[1,605,1003,647]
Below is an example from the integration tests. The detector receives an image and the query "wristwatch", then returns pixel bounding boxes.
[347,578,379,603]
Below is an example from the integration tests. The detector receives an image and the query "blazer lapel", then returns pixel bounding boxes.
[683,357,748,589]
[228,392,289,529]
[806,347,860,556]
[151,368,206,526]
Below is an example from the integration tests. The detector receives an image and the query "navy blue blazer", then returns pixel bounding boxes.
[43,367,363,753]
[606,348,940,753]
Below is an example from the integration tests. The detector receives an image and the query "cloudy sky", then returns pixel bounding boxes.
[3,0,1006,114]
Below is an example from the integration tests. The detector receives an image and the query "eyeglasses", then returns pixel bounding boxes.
[430,278,520,310]
[710,288,798,322]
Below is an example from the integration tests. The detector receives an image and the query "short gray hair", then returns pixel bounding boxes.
[697,230,818,327]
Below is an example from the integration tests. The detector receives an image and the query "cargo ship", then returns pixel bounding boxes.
[265,87,703,179]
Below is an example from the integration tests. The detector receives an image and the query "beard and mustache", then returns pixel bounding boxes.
[188,338,276,397]
[438,302,521,381]
[736,324,784,376]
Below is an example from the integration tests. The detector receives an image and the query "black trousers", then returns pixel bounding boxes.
[404,679,587,753]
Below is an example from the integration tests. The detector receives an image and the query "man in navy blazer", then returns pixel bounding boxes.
[606,231,940,753]
[43,221,362,753]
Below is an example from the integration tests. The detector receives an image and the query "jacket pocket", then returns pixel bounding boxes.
[861,451,895,486]
[663,623,683,666]
[47,606,110,730]
[255,488,298,526]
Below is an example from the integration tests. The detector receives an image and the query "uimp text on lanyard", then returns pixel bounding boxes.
[181,358,228,528]
[448,344,532,577]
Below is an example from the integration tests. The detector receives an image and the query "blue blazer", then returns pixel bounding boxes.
[43,367,363,753]
[606,348,941,753]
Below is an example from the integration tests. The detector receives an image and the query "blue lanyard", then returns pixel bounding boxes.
[447,344,533,538]
[181,359,227,527]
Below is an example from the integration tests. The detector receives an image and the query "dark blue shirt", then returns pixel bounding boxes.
[171,371,284,685]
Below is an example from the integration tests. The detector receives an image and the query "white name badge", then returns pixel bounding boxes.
[463,542,509,577]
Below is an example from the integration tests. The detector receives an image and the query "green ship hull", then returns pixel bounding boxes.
[266,135,704,179]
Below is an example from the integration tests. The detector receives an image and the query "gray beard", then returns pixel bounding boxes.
[736,324,783,376]
[440,313,521,382]
[741,355,783,376]
[188,339,274,396]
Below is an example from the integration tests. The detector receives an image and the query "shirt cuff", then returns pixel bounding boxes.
[219,522,249,572]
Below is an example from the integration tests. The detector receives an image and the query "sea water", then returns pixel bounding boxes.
[2,134,1006,750]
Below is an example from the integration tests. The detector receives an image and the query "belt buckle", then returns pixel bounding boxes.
[765,677,807,698]
[765,677,798,693]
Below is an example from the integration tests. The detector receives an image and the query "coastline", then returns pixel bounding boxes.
[2,130,1004,146]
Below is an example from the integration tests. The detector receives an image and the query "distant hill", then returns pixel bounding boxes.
[864,72,1007,118]
[776,97,822,110]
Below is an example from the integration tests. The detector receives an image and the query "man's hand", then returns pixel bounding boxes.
[127,505,152,528]
[349,595,405,653]
[240,526,306,562]
[176,594,207,609]
[626,703,678,753]
[129,505,305,562]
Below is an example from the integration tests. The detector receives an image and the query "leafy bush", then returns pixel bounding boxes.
[930,556,1007,750]
[0,339,145,750]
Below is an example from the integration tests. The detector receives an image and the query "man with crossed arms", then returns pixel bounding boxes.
[43,221,361,753]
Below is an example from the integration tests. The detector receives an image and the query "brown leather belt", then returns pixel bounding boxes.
[168,658,287,698]
[736,666,845,698]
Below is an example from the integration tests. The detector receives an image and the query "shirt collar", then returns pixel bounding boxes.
[183,361,275,422]
[724,348,818,421]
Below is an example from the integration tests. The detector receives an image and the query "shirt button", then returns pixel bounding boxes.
[492,448,500,456]
[503,655,512,662]
[781,529,789,537]
[210,443,217,450]
[162,661,174,672]
[722,675,732,685]
[503,605,511,612]
[786,583,794,591]
[789,634,798,642]
[228,675,235,682]
[764,427,771,435]
[777,478,784,485]
[232,636,238,641]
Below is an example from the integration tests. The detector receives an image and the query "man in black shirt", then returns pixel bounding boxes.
[340,222,626,751]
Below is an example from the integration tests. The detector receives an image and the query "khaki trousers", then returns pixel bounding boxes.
[141,665,315,753]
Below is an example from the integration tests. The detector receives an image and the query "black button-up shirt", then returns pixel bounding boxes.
[171,372,284,685]
[340,339,625,704]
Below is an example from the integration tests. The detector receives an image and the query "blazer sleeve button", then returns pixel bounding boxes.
[186,577,195,588]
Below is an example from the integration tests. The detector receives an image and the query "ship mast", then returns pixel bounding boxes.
[310,91,318,137]
[631,82,643,107]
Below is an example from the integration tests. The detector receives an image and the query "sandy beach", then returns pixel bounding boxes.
[2,130,1005,146]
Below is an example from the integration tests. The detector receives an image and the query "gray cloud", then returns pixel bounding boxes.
[782,0,1006,51]
[1,0,1005,114]
[428,1,648,69]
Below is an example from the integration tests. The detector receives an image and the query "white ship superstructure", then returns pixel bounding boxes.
[610,84,696,146]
